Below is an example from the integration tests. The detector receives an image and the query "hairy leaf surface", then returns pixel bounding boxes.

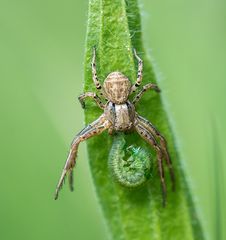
[83,0,205,239]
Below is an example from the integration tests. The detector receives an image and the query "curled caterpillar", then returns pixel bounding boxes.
[109,133,152,188]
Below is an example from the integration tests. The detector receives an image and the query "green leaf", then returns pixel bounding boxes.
[83,0,206,239]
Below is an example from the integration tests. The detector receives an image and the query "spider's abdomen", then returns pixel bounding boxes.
[103,72,131,104]
[105,101,135,131]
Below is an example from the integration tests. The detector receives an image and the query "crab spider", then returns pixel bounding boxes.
[55,48,175,206]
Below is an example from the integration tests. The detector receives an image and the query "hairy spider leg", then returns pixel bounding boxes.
[130,49,143,93]
[135,123,167,206]
[78,92,105,109]
[132,83,161,105]
[137,115,175,191]
[91,48,105,97]
[55,114,110,200]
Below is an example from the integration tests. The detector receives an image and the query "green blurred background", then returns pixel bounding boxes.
[0,0,225,239]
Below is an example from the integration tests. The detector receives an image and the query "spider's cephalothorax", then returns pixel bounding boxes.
[55,48,175,206]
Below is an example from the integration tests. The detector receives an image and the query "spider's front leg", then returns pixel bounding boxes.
[55,114,111,200]
[136,115,175,191]
[78,92,105,110]
[135,121,167,206]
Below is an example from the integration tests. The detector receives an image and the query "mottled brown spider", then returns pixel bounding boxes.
[55,48,175,205]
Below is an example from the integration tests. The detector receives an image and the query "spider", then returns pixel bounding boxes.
[55,48,175,205]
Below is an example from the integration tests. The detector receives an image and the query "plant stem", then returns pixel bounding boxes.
[83,0,206,239]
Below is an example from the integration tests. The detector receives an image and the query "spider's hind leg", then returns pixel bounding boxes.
[78,92,105,110]
[130,49,143,93]
[91,48,105,97]
[132,83,160,105]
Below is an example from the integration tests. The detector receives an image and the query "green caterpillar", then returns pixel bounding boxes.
[109,133,152,188]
